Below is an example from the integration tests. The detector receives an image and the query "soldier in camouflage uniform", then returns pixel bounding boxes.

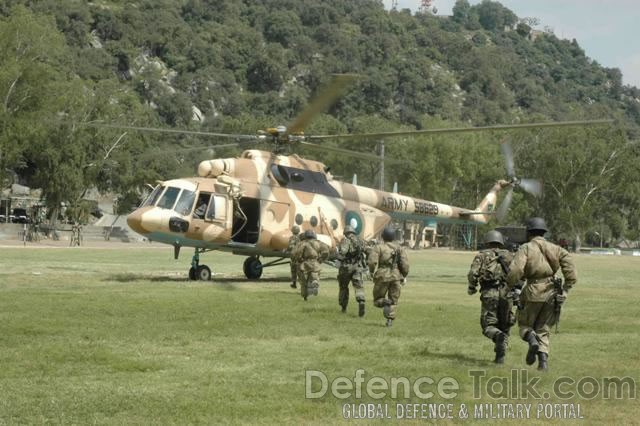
[468,230,516,364]
[368,226,409,327]
[291,229,330,300]
[286,226,301,289]
[506,217,577,371]
[337,225,367,316]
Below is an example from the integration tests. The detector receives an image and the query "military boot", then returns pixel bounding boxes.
[290,281,297,289]
[358,302,365,317]
[386,318,393,327]
[537,352,548,371]
[494,332,506,364]
[309,281,319,297]
[382,299,392,318]
[524,331,539,366]
[340,304,347,313]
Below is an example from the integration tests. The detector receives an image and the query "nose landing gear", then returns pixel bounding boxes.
[188,248,213,281]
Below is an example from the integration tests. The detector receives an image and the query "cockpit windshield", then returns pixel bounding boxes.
[142,185,164,207]
[174,189,196,216]
[156,187,181,210]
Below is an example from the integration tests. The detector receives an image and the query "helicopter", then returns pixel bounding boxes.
[118,75,612,280]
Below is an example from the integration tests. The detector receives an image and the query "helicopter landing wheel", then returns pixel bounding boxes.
[196,265,212,281]
[243,256,263,280]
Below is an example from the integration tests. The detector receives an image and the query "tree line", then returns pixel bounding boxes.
[1,0,639,245]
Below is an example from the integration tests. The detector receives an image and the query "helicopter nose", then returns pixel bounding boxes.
[127,208,147,235]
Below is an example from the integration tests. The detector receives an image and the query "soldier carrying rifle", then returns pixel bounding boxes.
[467,230,517,364]
[506,217,577,371]
[337,225,367,316]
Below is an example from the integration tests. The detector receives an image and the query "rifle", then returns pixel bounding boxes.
[496,253,510,275]
[551,276,564,332]
[494,252,524,319]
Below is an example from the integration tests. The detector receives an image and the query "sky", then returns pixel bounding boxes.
[382,0,640,88]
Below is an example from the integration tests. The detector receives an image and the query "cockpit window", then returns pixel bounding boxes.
[157,187,181,210]
[143,185,164,207]
[174,189,196,216]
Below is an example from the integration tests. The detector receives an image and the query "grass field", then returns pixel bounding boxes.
[0,244,638,424]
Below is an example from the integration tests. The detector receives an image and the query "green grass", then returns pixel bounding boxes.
[0,246,638,424]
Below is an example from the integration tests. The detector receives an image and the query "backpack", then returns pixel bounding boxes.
[480,250,506,283]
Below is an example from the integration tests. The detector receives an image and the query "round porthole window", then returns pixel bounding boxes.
[344,211,363,235]
[295,214,303,225]
[310,216,318,227]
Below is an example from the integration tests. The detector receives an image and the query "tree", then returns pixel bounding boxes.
[514,127,634,243]
[452,0,471,24]
[0,6,70,185]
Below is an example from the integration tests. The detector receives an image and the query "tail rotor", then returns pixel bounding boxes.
[495,140,542,222]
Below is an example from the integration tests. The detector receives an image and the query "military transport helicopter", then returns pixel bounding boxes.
[116,75,612,280]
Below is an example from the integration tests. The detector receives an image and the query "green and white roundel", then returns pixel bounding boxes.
[345,211,363,235]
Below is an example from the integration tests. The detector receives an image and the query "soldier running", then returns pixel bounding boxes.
[286,226,301,288]
[368,226,409,327]
[467,230,516,364]
[506,217,577,371]
[337,225,367,316]
[291,229,330,300]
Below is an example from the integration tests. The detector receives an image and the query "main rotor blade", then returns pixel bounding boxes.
[287,74,359,134]
[496,187,514,223]
[82,122,259,141]
[307,119,614,141]
[500,141,515,178]
[519,178,543,197]
[136,143,242,159]
[298,141,405,164]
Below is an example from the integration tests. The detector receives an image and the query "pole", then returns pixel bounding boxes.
[379,140,385,191]
[600,222,603,248]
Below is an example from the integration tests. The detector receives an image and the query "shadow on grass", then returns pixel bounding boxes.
[107,273,189,282]
[413,346,492,366]
[218,276,292,283]
[105,273,292,288]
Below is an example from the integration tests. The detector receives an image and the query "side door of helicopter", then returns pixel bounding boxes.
[229,196,290,248]
[231,197,261,244]
[188,191,231,241]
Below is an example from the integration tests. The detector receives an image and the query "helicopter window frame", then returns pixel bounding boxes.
[156,187,182,210]
[143,185,164,207]
[174,189,196,216]
[206,194,228,222]
[194,192,212,220]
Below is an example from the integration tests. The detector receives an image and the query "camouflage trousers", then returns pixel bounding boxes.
[338,267,365,308]
[290,261,298,285]
[373,279,402,320]
[480,286,515,340]
[299,270,320,299]
[518,300,555,355]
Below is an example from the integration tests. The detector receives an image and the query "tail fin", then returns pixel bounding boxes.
[471,180,509,224]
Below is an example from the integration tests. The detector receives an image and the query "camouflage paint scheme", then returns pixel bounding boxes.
[127,150,506,258]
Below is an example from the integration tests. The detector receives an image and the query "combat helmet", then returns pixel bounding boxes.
[483,230,505,247]
[526,217,548,233]
[344,225,355,235]
[381,226,396,242]
[291,225,300,235]
[304,229,317,240]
